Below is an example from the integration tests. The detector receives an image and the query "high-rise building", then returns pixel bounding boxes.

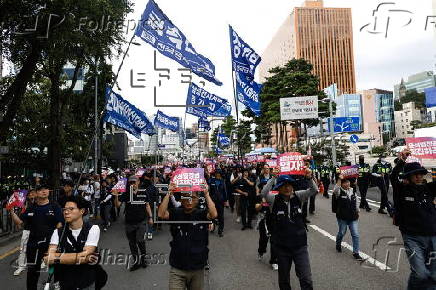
[335,94,363,130]
[393,71,436,101]
[259,0,356,94]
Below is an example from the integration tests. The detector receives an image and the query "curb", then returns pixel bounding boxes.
[0,232,22,248]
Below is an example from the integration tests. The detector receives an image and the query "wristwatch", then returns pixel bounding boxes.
[54,257,61,265]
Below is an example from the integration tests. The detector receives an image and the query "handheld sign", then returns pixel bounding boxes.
[278,152,306,175]
[340,165,359,179]
[171,168,206,192]
[6,190,28,211]
[112,178,127,193]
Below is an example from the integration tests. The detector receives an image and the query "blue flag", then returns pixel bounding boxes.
[218,133,230,147]
[425,87,436,108]
[229,26,261,78]
[154,110,180,132]
[103,88,155,138]
[235,72,262,117]
[198,118,211,131]
[186,82,232,118]
[135,0,222,86]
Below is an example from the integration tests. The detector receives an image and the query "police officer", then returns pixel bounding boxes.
[158,184,217,290]
[320,163,331,199]
[262,170,318,290]
[357,155,372,212]
[372,156,393,214]
[113,175,153,271]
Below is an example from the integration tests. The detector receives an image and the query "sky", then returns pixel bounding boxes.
[111,0,436,131]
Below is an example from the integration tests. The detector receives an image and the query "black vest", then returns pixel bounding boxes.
[56,223,96,290]
[271,194,307,250]
[335,189,359,221]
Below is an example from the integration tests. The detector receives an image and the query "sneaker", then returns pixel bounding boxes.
[103,227,107,232]
[147,233,153,240]
[378,209,387,215]
[353,253,364,261]
[129,263,141,272]
[258,254,263,261]
[272,264,279,271]
[365,207,372,212]
[236,217,241,223]
[336,244,342,253]
[53,281,61,290]
[13,267,25,276]
[141,258,148,268]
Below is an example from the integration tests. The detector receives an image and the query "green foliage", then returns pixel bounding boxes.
[395,89,425,111]
[371,146,387,156]
[236,120,252,154]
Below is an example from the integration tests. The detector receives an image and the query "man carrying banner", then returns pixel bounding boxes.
[261,169,318,290]
[158,183,217,290]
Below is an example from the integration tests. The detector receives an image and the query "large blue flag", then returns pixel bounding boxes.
[135,0,222,86]
[186,82,232,118]
[235,72,262,117]
[103,88,155,138]
[198,118,211,131]
[229,26,261,78]
[154,110,180,132]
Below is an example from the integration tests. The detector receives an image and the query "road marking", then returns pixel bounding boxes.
[0,246,19,260]
[309,224,391,271]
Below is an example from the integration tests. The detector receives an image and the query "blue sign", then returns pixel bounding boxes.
[186,82,232,118]
[198,118,211,131]
[235,72,262,117]
[229,26,261,78]
[218,133,230,147]
[350,134,359,144]
[425,87,436,108]
[135,0,222,86]
[103,88,155,139]
[154,110,180,132]
[329,117,361,133]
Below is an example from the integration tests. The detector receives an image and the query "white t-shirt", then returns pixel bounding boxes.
[93,182,101,198]
[50,225,100,247]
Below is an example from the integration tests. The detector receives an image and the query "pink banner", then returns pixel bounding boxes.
[135,168,146,177]
[112,178,127,193]
[278,152,306,175]
[6,190,28,211]
[340,165,359,179]
[406,137,436,159]
[265,159,278,168]
[171,168,206,191]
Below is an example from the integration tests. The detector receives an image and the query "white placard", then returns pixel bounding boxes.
[280,96,319,120]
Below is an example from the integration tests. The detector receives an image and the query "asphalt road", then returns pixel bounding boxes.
[0,188,410,289]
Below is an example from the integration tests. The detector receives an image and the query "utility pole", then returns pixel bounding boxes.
[94,58,98,175]
[328,84,337,166]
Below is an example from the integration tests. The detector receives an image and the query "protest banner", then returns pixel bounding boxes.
[339,165,359,179]
[6,190,28,211]
[112,178,127,193]
[136,168,146,177]
[171,168,206,191]
[278,152,306,175]
[266,159,278,168]
[406,137,436,159]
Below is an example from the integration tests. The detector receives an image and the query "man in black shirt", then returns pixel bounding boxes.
[9,185,64,290]
[158,183,217,290]
[114,175,153,271]
[235,169,256,230]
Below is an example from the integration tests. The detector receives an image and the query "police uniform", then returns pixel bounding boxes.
[320,166,331,198]
[357,163,371,210]
[372,161,392,211]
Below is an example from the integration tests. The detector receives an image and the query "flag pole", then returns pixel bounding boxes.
[229,37,242,165]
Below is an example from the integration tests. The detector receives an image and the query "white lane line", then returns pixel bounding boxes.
[309,224,391,271]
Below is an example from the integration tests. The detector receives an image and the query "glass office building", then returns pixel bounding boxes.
[335,94,363,130]
[375,93,395,137]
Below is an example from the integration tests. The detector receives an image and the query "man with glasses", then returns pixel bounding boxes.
[113,175,153,271]
[9,185,63,290]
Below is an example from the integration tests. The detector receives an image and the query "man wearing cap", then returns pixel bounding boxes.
[114,175,153,271]
[261,169,318,290]
[391,149,436,289]
[207,170,228,237]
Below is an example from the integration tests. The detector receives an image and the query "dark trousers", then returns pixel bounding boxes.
[358,181,369,208]
[101,203,112,227]
[240,197,253,227]
[214,201,225,233]
[377,177,389,210]
[321,178,330,196]
[125,222,147,265]
[274,245,313,290]
[258,219,277,264]
[228,191,235,211]
[26,244,48,290]
[302,195,316,217]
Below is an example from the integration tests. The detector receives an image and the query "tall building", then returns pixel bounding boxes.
[393,71,436,101]
[335,94,363,130]
[259,0,356,94]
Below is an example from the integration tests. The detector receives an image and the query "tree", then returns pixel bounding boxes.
[247,59,330,151]
[395,89,425,111]
[236,120,252,155]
